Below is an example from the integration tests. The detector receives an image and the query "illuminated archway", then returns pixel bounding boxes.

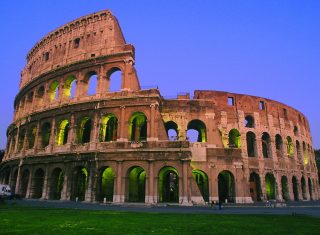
[246,132,257,157]
[49,80,59,101]
[56,119,69,145]
[41,122,51,148]
[192,170,209,202]
[165,121,179,141]
[292,176,299,201]
[126,166,146,202]
[159,166,179,203]
[187,119,207,142]
[228,129,241,148]
[49,168,64,200]
[71,167,88,201]
[86,72,98,96]
[287,136,294,156]
[265,173,276,200]
[77,117,92,144]
[129,112,147,141]
[281,176,289,201]
[218,171,235,203]
[20,169,30,198]
[27,126,37,149]
[99,114,118,142]
[63,75,76,98]
[262,132,271,158]
[97,167,115,202]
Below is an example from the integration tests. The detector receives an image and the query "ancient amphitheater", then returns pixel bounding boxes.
[0,10,318,204]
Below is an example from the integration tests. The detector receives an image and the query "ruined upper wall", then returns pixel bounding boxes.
[20,10,128,89]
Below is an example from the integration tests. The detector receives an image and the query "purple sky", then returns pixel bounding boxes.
[0,0,319,149]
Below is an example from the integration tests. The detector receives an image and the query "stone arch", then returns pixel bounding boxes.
[0,168,10,185]
[129,112,147,142]
[292,176,299,201]
[158,166,179,203]
[294,126,299,136]
[244,115,254,128]
[228,128,241,148]
[303,142,308,165]
[192,170,209,202]
[308,178,313,200]
[287,136,294,157]
[249,172,262,201]
[63,75,77,98]
[296,140,302,161]
[77,117,92,144]
[17,128,26,151]
[10,169,18,193]
[218,170,235,203]
[262,132,272,158]
[96,167,115,202]
[265,173,276,200]
[165,121,179,141]
[36,85,45,108]
[41,122,51,148]
[281,176,290,201]
[56,119,70,145]
[70,166,89,201]
[301,176,307,200]
[125,166,146,202]
[32,168,45,199]
[246,131,257,157]
[86,71,98,96]
[49,168,64,200]
[48,80,59,101]
[20,169,30,198]
[99,114,118,142]
[107,67,122,92]
[275,134,284,156]
[187,119,207,143]
[27,125,37,149]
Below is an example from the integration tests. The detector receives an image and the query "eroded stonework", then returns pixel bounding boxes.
[0,10,318,204]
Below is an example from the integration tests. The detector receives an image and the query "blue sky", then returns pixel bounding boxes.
[0,0,319,148]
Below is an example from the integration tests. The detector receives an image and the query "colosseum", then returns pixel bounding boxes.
[0,10,319,204]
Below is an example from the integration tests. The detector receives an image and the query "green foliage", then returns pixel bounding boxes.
[0,206,319,234]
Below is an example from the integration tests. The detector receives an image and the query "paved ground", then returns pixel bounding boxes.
[4,199,320,218]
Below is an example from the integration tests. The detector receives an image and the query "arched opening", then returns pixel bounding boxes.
[36,86,45,108]
[296,141,302,161]
[165,121,179,141]
[281,176,289,201]
[292,176,299,201]
[56,119,70,145]
[32,168,45,199]
[187,119,207,143]
[99,114,118,142]
[129,112,147,142]
[301,177,307,200]
[192,170,209,202]
[218,171,235,203]
[244,115,254,128]
[294,126,299,136]
[87,72,98,96]
[308,178,313,200]
[265,173,276,200]
[71,167,88,201]
[41,122,51,148]
[49,81,59,101]
[303,142,308,165]
[262,132,272,158]
[249,172,262,201]
[228,129,241,148]
[10,170,18,193]
[126,166,146,202]
[97,167,115,202]
[49,168,64,200]
[77,117,92,144]
[275,134,283,156]
[27,126,37,149]
[108,68,122,92]
[159,166,179,203]
[17,128,26,151]
[64,75,76,99]
[20,169,30,198]
[26,92,34,110]
[246,132,257,157]
[287,136,294,156]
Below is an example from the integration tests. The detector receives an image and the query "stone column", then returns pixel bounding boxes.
[26,167,33,199]
[61,167,70,201]
[114,161,124,203]
[13,126,20,154]
[180,159,190,205]
[147,103,158,141]
[14,159,23,195]
[85,166,95,202]
[118,106,127,141]
[41,164,50,200]
[275,173,283,201]
[146,160,155,204]
[34,121,41,152]
[98,66,108,95]
[67,113,76,144]
[90,112,99,149]
[49,117,56,152]
[260,172,267,201]
[209,164,219,203]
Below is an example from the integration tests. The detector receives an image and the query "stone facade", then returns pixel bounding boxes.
[0,10,318,204]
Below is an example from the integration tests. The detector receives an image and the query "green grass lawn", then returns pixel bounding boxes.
[0,205,319,235]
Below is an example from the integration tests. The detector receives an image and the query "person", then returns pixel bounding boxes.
[218,200,222,210]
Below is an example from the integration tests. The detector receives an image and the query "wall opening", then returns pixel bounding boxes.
[228,129,241,148]
[218,171,235,203]
[41,122,51,148]
[129,112,147,142]
[187,119,207,143]
[32,168,45,199]
[71,167,88,201]
[165,121,179,141]
[108,68,122,92]
[49,168,64,200]
[126,166,146,203]
[244,115,255,128]
[265,173,276,200]
[249,172,262,201]
[87,72,98,96]
[99,114,118,142]
[77,117,92,144]
[192,170,209,202]
[281,176,289,201]
[56,119,70,146]
[246,132,257,157]
[97,167,115,202]
[159,166,179,203]
[262,132,271,158]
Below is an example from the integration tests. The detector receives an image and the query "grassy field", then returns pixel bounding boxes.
[0,205,319,234]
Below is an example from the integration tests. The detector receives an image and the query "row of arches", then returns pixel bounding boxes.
[16,69,122,116]
[228,129,312,164]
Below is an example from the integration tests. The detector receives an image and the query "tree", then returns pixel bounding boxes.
[0,149,4,162]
